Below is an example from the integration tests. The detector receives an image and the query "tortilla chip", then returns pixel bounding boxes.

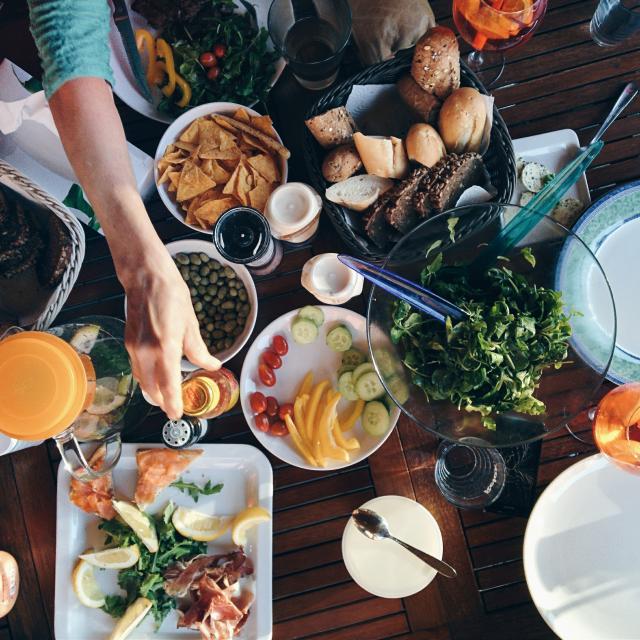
[168,171,181,188]
[247,177,272,212]
[200,158,232,184]
[199,144,241,161]
[194,198,237,225]
[222,161,243,196]
[177,161,216,202]
[212,114,290,159]
[241,133,272,155]
[247,154,279,183]
[179,121,201,144]
[233,108,252,123]
[157,165,173,186]
[174,141,198,152]
[235,163,254,206]
[249,114,277,138]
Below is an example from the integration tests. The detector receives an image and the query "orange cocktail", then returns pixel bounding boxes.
[453,0,548,52]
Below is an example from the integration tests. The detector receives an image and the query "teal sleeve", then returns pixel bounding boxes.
[28,0,114,99]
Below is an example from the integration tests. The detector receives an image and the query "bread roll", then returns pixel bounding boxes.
[325,175,394,211]
[438,88,487,154]
[405,123,446,168]
[353,132,409,179]
[411,26,460,99]
[397,74,441,123]
[322,144,363,182]
[305,107,357,149]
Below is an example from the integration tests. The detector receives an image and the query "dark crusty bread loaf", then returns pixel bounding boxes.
[382,168,428,233]
[37,213,72,288]
[411,26,460,99]
[396,74,442,124]
[305,107,357,149]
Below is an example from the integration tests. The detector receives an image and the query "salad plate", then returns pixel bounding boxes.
[108,0,285,123]
[240,306,400,471]
[55,443,273,640]
[524,454,640,640]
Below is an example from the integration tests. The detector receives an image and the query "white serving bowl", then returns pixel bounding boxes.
[125,239,258,371]
[154,102,289,233]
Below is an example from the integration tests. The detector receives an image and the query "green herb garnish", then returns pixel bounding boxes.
[170,478,223,503]
[391,251,573,428]
[99,502,206,626]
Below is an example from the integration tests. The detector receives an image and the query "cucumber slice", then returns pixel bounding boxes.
[355,371,385,401]
[291,317,319,344]
[70,325,100,354]
[337,364,356,377]
[385,374,410,404]
[342,348,366,368]
[338,371,359,402]
[352,362,374,384]
[372,348,398,379]
[326,325,352,352]
[362,401,390,436]
[297,305,325,327]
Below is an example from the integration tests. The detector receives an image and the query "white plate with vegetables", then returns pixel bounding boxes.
[240,305,400,471]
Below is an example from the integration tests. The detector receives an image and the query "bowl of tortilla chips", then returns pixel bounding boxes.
[155,102,290,233]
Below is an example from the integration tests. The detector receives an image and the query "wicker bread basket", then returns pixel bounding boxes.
[0,160,85,330]
[303,49,516,261]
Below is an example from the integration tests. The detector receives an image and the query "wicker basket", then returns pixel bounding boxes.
[0,160,85,330]
[303,49,516,261]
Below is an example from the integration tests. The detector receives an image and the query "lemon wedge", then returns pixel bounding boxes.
[231,506,271,546]
[172,506,232,542]
[71,559,105,608]
[112,501,158,553]
[107,597,152,640]
[79,545,140,570]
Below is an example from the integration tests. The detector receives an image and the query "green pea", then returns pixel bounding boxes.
[197,311,206,321]
[221,301,234,310]
[224,266,236,278]
[208,271,219,284]
[199,252,210,263]
[212,298,221,306]
[200,266,211,277]
[218,286,228,298]
[229,288,238,298]
[207,285,218,296]
[197,285,206,295]
[176,253,190,265]
[238,289,247,301]
[203,295,212,303]
[189,287,198,297]
[193,301,203,312]
[189,254,202,266]
[180,266,190,279]
[228,279,238,289]
[212,261,222,270]
[206,322,215,332]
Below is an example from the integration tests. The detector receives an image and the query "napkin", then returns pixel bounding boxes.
[0,60,155,236]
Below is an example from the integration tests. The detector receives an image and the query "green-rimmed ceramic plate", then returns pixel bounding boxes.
[559,180,640,385]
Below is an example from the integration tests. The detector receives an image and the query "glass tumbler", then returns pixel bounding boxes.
[590,0,640,46]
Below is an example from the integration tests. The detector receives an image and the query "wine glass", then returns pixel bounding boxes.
[367,204,616,509]
[452,0,548,85]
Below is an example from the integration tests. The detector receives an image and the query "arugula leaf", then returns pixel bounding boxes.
[521,246,536,268]
[170,478,223,503]
[102,594,128,618]
[447,217,459,242]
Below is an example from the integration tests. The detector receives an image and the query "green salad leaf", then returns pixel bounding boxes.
[170,478,224,503]
[391,249,573,428]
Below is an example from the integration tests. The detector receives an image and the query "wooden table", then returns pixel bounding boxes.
[1,1,639,638]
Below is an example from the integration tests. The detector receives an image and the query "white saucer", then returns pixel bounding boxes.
[342,495,443,599]
[524,454,640,640]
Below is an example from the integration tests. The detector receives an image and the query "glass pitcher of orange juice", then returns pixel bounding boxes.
[0,318,136,479]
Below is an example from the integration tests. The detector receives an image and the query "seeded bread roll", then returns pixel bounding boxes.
[411,26,460,99]
[305,107,357,149]
[322,144,363,182]
[396,74,442,123]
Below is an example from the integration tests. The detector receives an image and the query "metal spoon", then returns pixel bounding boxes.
[351,508,457,579]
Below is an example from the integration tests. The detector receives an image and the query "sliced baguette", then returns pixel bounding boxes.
[325,175,394,212]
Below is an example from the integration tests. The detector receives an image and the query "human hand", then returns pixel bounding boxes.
[122,250,221,419]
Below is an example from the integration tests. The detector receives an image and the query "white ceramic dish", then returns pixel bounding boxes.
[524,454,640,640]
[154,102,288,233]
[165,239,258,370]
[108,0,285,124]
[239,306,400,471]
[55,443,273,640]
[342,495,443,599]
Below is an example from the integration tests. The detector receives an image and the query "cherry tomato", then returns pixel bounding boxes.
[266,396,280,417]
[254,413,269,432]
[199,52,217,68]
[270,420,288,437]
[278,403,294,421]
[258,363,276,387]
[262,350,282,370]
[272,335,288,356]
[249,391,266,415]
[213,43,227,58]
[207,66,221,81]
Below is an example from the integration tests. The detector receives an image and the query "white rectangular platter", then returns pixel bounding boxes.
[55,443,273,640]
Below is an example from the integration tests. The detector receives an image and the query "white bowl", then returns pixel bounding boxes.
[154,102,289,233]
[154,239,257,370]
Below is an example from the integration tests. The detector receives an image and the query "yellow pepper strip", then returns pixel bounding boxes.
[155,38,176,97]
[174,73,192,108]
[316,393,349,462]
[297,371,314,398]
[304,380,329,441]
[340,399,365,432]
[135,29,157,86]
[294,395,309,449]
[284,415,318,467]
[333,415,360,451]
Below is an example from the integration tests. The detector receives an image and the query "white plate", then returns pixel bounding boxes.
[55,443,273,640]
[154,102,288,234]
[524,454,640,640]
[239,306,400,471]
[341,495,443,599]
[108,0,285,124]
[165,239,258,370]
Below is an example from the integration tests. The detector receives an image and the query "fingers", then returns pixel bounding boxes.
[153,340,184,420]
[184,322,222,371]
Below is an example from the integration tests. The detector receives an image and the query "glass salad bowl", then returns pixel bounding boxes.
[366,203,616,508]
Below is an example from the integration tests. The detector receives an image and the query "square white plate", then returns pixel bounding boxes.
[55,444,273,640]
